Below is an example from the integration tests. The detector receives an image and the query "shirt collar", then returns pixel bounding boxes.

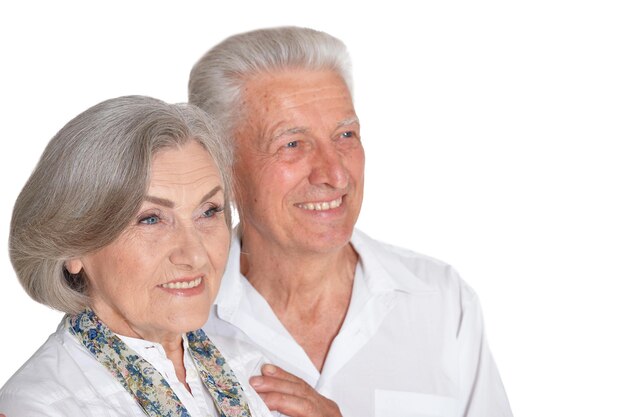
[213,226,245,322]
[116,333,171,362]
[214,226,436,320]
[350,228,437,295]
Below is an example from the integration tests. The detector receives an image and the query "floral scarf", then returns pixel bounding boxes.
[67,309,252,417]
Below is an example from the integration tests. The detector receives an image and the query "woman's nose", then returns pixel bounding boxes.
[168,225,208,270]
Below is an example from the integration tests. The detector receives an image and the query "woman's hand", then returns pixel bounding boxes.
[250,364,342,417]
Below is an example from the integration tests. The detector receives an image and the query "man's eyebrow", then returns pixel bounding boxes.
[269,117,359,143]
[337,116,360,128]
[271,126,308,143]
[144,185,222,208]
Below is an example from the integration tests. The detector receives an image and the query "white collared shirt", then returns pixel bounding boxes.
[204,228,513,417]
[0,321,273,417]
[117,333,217,417]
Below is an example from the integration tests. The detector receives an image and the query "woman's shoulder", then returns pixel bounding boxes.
[0,324,135,414]
[0,329,73,412]
[0,329,67,398]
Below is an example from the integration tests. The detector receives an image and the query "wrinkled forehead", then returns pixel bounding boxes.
[242,68,352,102]
[237,69,356,138]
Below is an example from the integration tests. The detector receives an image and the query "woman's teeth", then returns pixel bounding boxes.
[160,277,202,289]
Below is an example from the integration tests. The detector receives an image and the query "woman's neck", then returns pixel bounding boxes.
[90,303,191,392]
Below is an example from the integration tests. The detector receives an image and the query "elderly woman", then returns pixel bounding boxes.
[0,96,271,416]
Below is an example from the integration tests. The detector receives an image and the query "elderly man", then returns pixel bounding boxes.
[189,27,512,417]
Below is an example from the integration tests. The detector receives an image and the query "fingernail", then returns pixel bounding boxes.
[250,376,262,387]
[263,364,277,375]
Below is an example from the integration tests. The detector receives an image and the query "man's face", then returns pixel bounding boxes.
[234,69,364,256]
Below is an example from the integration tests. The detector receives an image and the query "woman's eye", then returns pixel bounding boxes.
[139,215,160,225]
[203,206,224,218]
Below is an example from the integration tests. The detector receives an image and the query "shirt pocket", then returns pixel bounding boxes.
[375,390,458,417]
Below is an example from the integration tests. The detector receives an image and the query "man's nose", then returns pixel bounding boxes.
[308,144,349,189]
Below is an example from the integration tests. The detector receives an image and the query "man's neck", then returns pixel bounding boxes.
[238,230,359,371]
[239,232,358,305]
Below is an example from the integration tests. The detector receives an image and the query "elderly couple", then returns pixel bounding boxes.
[0,27,513,417]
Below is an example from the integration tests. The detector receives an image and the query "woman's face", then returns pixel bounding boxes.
[66,141,230,343]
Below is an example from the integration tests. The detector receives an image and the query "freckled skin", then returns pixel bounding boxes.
[234,69,365,258]
[233,69,360,417]
[66,141,230,346]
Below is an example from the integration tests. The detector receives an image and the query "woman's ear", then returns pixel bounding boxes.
[65,259,84,274]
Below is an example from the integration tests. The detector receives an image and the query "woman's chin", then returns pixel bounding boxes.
[170,306,212,334]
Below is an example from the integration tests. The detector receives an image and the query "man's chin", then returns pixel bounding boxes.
[292,226,354,254]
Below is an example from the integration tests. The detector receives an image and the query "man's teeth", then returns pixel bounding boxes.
[160,277,202,289]
[297,197,342,211]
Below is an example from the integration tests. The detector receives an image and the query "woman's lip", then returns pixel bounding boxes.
[158,276,205,295]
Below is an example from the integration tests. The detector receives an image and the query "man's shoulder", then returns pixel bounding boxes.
[355,229,447,264]
[352,229,472,296]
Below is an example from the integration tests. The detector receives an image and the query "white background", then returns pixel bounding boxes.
[1,1,625,415]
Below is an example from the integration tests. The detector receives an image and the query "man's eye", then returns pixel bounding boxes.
[340,131,354,139]
[139,215,159,225]
[285,141,299,148]
[203,206,224,218]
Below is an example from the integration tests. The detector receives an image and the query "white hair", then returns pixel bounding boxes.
[10,95,233,314]
[188,26,353,136]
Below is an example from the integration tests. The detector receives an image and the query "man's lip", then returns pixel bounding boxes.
[295,196,344,211]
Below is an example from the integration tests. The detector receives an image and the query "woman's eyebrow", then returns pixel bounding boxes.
[144,185,222,208]
[197,185,223,204]
[144,195,174,208]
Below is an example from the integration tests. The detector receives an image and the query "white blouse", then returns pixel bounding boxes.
[0,321,272,417]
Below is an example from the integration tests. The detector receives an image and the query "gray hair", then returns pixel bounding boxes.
[188,26,353,136]
[9,95,233,314]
